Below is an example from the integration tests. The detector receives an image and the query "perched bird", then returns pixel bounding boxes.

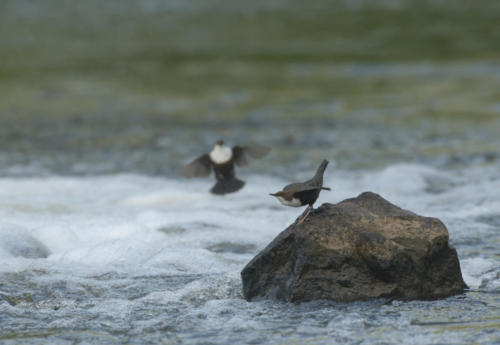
[270,160,331,224]
[180,140,271,195]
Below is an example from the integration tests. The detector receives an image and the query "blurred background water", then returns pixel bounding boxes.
[0,0,499,344]
[1,0,500,176]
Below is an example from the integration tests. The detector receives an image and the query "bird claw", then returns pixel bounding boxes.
[295,206,313,225]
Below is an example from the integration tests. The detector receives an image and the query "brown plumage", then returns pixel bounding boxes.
[271,160,331,223]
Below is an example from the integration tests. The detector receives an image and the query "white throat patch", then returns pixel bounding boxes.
[209,145,233,164]
[275,196,302,207]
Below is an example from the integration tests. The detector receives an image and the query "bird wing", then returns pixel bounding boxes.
[282,182,302,192]
[232,145,271,166]
[179,154,212,178]
[283,182,325,193]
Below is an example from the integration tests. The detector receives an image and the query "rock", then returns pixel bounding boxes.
[241,192,468,302]
[0,223,51,259]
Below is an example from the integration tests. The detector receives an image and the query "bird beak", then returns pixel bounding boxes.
[269,193,277,197]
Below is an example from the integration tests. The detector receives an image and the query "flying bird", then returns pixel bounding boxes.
[180,140,271,195]
[270,160,331,224]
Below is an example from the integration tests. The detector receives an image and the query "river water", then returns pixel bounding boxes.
[1,0,500,344]
[0,164,499,344]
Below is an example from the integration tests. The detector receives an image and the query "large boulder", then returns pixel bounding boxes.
[241,192,468,302]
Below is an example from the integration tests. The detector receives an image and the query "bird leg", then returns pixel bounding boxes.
[296,205,313,225]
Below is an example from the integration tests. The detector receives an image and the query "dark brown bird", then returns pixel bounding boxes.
[270,160,330,223]
[180,140,271,195]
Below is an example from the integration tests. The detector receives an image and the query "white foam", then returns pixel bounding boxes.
[0,174,291,276]
[0,164,498,292]
[461,257,499,290]
[0,165,499,345]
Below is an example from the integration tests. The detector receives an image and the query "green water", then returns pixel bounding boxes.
[0,3,500,344]
[0,0,499,175]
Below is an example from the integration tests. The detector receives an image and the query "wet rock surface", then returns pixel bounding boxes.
[241,192,468,302]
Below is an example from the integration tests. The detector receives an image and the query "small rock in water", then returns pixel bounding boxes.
[0,225,51,259]
[207,242,256,254]
[241,192,468,302]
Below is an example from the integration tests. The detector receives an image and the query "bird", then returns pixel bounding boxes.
[270,159,331,224]
[180,139,271,195]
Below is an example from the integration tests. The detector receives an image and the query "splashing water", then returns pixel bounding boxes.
[0,163,498,344]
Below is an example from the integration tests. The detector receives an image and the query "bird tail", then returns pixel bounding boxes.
[312,159,329,186]
[210,178,245,195]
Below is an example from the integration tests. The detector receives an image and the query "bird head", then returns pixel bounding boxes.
[269,190,292,200]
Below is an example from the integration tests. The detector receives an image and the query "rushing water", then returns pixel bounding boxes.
[0,164,499,344]
[1,0,500,344]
